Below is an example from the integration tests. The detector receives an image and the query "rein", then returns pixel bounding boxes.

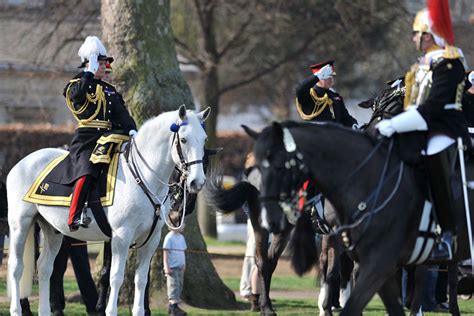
[124,138,166,249]
[331,138,405,251]
[124,128,202,248]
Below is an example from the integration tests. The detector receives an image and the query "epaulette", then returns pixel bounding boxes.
[443,45,461,60]
[102,80,116,89]
[68,78,81,84]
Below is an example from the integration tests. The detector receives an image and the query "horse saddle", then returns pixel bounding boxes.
[23,152,120,207]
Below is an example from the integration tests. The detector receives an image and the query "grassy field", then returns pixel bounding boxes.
[2,238,474,315]
[2,277,474,315]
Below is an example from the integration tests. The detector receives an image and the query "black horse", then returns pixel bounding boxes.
[245,121,473,315]
[206,175,317,316]
[360,83,462,316]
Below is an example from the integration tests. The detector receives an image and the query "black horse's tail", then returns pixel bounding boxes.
[288,211,318,276]
[206,174,259,214]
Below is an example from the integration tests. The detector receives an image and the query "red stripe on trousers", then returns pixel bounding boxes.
[68,176,87,225]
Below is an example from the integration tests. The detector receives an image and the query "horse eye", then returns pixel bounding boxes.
[181,138,187,144]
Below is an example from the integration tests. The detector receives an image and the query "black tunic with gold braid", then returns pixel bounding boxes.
[295,75,356,127]
[56,71,137,185]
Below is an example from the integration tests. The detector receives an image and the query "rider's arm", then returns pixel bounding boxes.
[65,72,95,106]
[335,93,357,127]
[296,75,319,107]
[110,91,138,134]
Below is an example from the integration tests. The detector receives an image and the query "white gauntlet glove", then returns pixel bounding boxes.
[129,130,138,138]
[375,120,396,137]
[315,64,333,80]
[376,109,427,137]
[86,54,99,74]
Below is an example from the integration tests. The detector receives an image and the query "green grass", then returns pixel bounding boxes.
[203,236,246,247]
[2,297,474,315]
[223,275,317,291]
[3,277,474,315]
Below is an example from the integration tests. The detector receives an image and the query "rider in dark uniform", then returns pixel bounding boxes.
[463,72,474,128]
[63,36,137,231]
[296,60,357,127]
[296,61,357,311]
[377,1,468,260]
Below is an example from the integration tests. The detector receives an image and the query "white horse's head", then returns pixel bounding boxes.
[170,104,210,193]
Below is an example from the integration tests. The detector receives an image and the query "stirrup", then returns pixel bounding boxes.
[79,205,92,228]
[80,213,92,227]
[430,238,453,261]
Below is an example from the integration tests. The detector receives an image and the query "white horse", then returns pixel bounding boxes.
[7,105,210,316]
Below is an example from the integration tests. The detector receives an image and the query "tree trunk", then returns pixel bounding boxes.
[197,66,220,238]
[196,1,220,237]
[100,0,237,308]
[102,0,194,124]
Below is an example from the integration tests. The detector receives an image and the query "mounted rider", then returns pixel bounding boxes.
[463,72,474,128]
[296,60,357,127]
[376,0,468,261]
[63,36,137,231]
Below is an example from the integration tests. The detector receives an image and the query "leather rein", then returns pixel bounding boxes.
[124,130,203,248]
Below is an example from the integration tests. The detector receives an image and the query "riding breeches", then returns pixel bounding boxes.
[68,175,94,226]
[427,145,457,233]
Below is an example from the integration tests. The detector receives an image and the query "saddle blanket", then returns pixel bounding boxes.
[23,152,120,207]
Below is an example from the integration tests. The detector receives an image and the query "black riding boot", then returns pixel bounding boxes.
[68,175,93,231]
[427,146,457,261]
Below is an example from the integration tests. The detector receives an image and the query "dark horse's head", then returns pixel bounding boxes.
[359,80,405,132]
[243,122,309,233]
[167,147,222,228]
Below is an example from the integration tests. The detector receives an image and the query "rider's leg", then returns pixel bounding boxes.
[427,146,457,260]
[68,174,93,231]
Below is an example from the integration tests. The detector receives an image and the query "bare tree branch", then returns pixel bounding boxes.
[217,14,254,59]
[219,35,317,95]
[174,37,206,69]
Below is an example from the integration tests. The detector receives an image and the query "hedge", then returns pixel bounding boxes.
[0,125,253,183]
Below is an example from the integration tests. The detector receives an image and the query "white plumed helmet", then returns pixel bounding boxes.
[78,36,107,61]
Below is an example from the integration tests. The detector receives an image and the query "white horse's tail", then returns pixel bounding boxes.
[8,224,35,298]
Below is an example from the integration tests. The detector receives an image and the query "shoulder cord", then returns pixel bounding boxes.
[296,88,333,120]
[66,82,106,124]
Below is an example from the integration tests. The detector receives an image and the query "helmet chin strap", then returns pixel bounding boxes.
[415,33,424,52]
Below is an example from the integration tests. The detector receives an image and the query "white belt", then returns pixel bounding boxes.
[444,103,462,110]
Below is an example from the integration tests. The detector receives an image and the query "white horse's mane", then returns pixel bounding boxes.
[138,108,200,136]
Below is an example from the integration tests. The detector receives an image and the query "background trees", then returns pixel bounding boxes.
[170,0,411,236]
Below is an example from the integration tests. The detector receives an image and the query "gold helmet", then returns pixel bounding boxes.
[413,0,454,48]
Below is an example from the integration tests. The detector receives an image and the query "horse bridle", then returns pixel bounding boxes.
[261,126,404,244]
[172,131,204,173]
[259,127,310,224]
[124,126,204,247]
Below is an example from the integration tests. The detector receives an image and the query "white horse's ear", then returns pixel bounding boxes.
[198,107,211,122]
[178,104,187,121]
